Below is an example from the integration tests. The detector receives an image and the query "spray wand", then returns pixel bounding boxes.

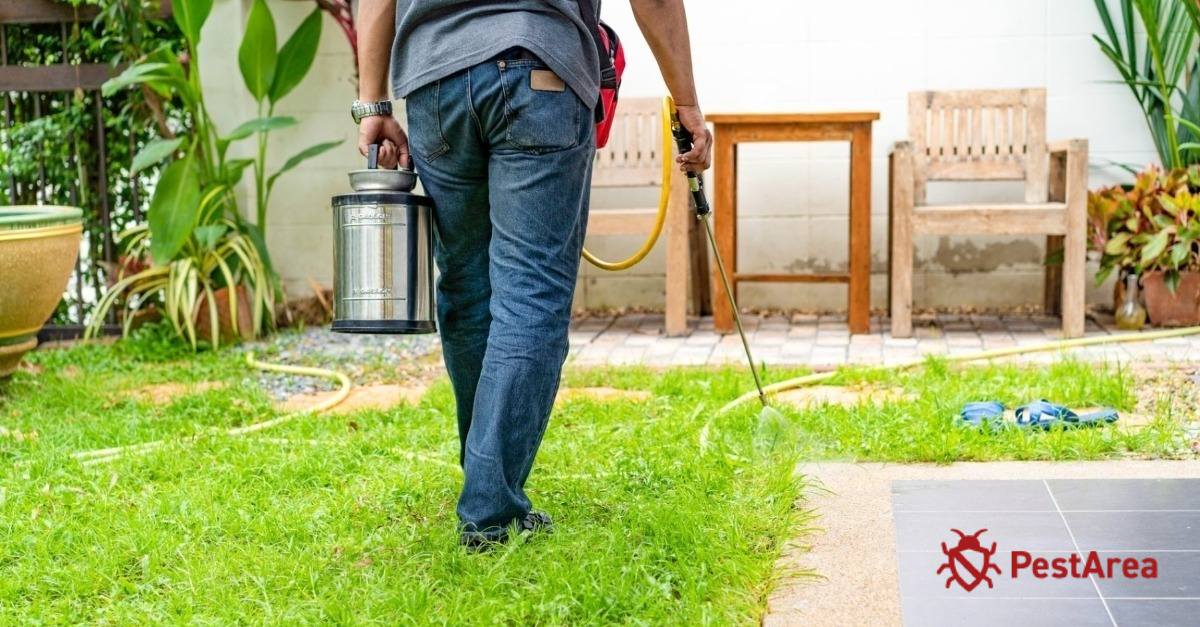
[670,111,776,413]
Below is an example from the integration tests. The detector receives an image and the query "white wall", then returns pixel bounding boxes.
[208,0,1156,313]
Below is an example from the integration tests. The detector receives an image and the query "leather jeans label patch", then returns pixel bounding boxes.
[530,70,566,93]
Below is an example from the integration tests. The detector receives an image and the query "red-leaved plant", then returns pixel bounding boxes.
[1089,165,1200,292]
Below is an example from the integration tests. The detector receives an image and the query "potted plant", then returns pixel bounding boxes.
[0,207,82,377]
[87,217,272,349]
[88,0,341,349]
[1089,0,1200,325]
[1090,166,1200,326]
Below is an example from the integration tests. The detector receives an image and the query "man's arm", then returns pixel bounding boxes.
[357,0,410,169]
[629,0,711,172]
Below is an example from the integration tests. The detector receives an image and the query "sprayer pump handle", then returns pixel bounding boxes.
[669,115,711,216]
[367,144,379,170]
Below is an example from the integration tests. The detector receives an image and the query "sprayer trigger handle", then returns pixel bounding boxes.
[672,119,694,154]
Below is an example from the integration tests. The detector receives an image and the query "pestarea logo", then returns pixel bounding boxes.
[937,529,1158,592]
[937,529,1001,591]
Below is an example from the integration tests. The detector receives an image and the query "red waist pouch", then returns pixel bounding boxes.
[594,20,624,148]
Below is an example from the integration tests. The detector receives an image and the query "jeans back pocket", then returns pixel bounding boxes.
[497,61,580,154]
[405,80,451,162]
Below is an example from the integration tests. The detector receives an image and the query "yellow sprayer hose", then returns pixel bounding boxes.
[71,352,353,465]
[718,325,1200,414]
[580,96,676,271]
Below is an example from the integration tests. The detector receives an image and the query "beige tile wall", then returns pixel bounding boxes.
[204,0,1154,312]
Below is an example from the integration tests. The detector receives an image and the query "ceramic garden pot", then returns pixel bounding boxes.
[1142,271,1200,328]
[0,206,82,377]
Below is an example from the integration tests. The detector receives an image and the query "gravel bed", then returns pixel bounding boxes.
[238,326,442,402]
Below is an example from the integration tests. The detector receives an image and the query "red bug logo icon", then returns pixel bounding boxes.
[937,528,1001,591]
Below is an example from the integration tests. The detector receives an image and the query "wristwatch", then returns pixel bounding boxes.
[351,99,393,124]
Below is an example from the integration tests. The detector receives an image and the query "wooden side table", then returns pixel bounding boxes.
[707,112,880,335]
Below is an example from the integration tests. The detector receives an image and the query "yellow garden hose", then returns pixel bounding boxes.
[226,353,353,435]
[718,325,1200,414]
[72,352,352,465]
[580,96,676,271]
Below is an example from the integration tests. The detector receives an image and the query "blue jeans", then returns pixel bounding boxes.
[405,50,594,535]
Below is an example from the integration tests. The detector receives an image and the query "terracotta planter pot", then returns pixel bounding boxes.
[1142,271,1200,327]
[0,206,83,377]
[120,306,163,331]
[193,285,256,345]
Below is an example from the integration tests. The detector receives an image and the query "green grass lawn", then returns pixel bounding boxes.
[0,328,1192,625]
[568,358,1190,464]
[769,359,1188,463]
[0,332,803,626]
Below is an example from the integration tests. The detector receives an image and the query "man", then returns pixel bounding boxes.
[355,0,711,548]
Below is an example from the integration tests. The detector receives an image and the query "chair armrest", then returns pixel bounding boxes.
[1049,139,1088,157]
[890,140,915,156]
[1048,139,1089,204]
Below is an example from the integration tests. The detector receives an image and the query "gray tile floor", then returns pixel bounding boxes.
[568,312,1200,367]
[892,479,1200,627]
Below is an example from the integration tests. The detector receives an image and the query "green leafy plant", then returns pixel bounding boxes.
[87,219,273,350]
[91,0,341,348]
[104,0,339,246]
[237,0,341,230]
[1093,0,1200,169]
[1089,165,1200,291]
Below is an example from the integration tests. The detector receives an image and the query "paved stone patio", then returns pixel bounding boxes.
[568,312,1200,367]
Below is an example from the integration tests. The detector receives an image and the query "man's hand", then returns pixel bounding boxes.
[629,0,709,173]
[358,114,412,170]
[674,104,711,173]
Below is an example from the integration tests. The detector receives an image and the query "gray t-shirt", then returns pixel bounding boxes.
[391,0,600,108]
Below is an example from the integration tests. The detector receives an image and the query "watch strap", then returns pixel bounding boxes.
[352,100,393,123]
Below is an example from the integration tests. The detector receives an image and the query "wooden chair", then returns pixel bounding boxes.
[588,98,695,336]
[888,88,1088,338]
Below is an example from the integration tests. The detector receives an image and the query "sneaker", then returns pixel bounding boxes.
[518,511,553,534]
[459,511,553,551]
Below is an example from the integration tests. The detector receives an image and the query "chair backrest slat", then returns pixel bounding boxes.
[591,98,665,188]
[908,88,1048,204]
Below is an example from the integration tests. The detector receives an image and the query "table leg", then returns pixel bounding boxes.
[713,127,736,334]
[848,124,872,335]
